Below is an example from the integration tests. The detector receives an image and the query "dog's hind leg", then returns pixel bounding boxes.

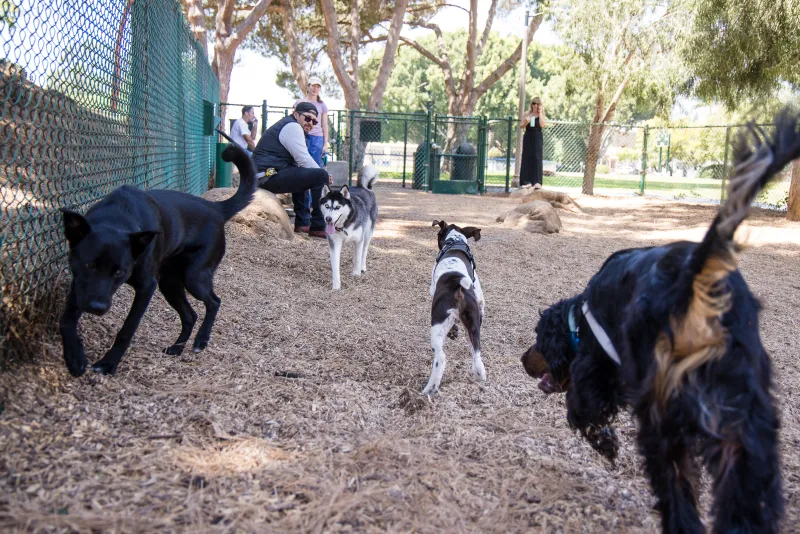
[461,306,486,383]
[360,228,374,273]
[91,279,157,375]
[703,380,783,533]
[159,269,198,356]
[184,267,221,353]
[637,410,704,534]
[423,310,457,395]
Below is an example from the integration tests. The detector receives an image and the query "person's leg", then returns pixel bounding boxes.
[304,136,325,213]
[260,166,328,231]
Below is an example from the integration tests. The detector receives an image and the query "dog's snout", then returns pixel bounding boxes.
[87,300,110,315]
[325,216,332,223]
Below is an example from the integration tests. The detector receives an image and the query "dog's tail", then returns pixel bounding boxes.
[215,129,257,221]
[654,107,800,405]
[357,165,379,190]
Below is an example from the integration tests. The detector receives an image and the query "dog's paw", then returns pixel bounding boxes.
[472,359,487,382]
[91,357,118,376]
[192,339,208,353]
[447,325,459,340]
[164,343,185,356]
[332,281,341,290]
[351,270,362,277]
[63,343,88,377]
[421,383,439,395]
[585,425,619,463]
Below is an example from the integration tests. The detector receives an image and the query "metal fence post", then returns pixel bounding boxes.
[402,119,408,188]
[721,126,731,202]
[640,125,649,195]
[666,132,672,176]
[261,99,267,134]
[337,111,343,160]
[348,111,355,186]
[479,115,489,193]
[505,116,513,193]
[424,109,432,192]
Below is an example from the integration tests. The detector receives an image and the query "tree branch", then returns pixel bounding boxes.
[476,0,499,58]
[280,0,309,92]
[367,0,409,110]
[398,36,447,68]
[473,11,544,100]
[320,0,357,106]
[460,0,479,109]
[228,0,274,48]
[601,73,630,123]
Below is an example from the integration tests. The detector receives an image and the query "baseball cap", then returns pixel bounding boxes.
[295,101,319,116]
[308,76,323,88]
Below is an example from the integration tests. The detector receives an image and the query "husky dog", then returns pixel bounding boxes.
[319,165,379,290]
[423,220,486,394]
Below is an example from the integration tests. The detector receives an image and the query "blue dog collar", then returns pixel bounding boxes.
[568,304,580,352]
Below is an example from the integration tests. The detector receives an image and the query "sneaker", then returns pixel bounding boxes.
[533,183,542,190]
[294,226,310,233]
[308,230,328,239]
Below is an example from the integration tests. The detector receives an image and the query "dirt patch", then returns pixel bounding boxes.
[1,184,799,533]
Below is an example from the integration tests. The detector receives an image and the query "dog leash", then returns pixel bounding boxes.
[568,302,621,366]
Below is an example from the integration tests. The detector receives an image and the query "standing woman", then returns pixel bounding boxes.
[519,96,547,189]
[294,76,330,166]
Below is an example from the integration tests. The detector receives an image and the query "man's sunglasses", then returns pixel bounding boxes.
[301,114,318,126]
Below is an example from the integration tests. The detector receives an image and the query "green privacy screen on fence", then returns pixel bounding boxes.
[0,0,219,360]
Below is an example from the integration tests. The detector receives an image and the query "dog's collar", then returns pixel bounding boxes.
[569,302,621,366]
[435,238,476,281]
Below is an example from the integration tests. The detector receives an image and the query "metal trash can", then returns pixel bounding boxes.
[215,142,232,188]
[452,142,477,181]
[412,143,442,189]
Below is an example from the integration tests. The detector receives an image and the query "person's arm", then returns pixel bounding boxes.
[278,122,320,169]
[321,111,329,154]
[520,113,531,129]
[243,125,256,151]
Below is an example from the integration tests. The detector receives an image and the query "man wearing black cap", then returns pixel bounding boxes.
[251,102,331,238]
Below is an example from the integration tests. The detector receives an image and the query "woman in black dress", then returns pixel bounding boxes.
[520,97,547,188]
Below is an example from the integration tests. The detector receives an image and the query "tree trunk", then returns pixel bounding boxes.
[788,160,800,220]
[211,45,235,131]
[282,3,309,91]
[583,124,605,195]
[183,0,207,56]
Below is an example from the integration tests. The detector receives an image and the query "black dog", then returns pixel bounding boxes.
[59,139,256,377]
[522,110,800,533]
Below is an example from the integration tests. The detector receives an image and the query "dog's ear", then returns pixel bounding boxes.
[129,231,159,259]
[321,184,330,198]
[432,220,446,229]
[341,185,350,200]
[461,226,482,242]
[61,209,91,247]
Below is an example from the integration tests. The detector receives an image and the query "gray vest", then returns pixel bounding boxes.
[252,115,298,172]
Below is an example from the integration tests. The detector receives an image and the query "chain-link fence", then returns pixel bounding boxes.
[219,102,349,162]
[1,0,219,361]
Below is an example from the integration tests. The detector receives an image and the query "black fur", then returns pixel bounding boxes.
[59,142,256,377]
[521,110,800,534]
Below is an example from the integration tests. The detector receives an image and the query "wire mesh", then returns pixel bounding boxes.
[1,0,218,359]
[344,111,430,188]
[430,115,482,185]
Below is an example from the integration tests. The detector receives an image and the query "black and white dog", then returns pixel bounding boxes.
[319,165,379,290]
[423,220,486,394]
